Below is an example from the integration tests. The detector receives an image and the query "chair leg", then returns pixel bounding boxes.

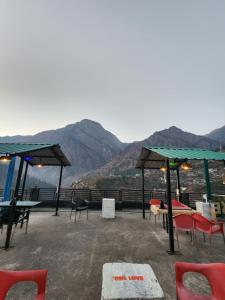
[194,230,198,244]
[176,231,180,249]
[208,234,212,254]
[11,224,17,242]
[25,220,28,234]
[202,232,206,242]
[87,209,88,220]
[25,211,30,234]
[222,232,225,244]
[79,211,81,219]
[70,207,74,219]
[191,230,194,245]
[20,209,25,228]
[75,211,77,223]
[154,215,156,224]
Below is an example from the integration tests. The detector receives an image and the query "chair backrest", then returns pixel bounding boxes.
[149,199,161,205]
[72,198,88,208]
[173,214,194,230]
[175,262,225,299]
[192,213,211,232]
[0,208,22,225]
[172,199,185,207]
[0,269,48,300]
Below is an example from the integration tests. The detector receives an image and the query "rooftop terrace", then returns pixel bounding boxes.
[0,211,224,299]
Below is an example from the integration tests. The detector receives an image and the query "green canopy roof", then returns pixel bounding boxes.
[136,146,225,169]
[0,143,70,166]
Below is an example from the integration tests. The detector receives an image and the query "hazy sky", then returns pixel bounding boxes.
[0,0,225,142]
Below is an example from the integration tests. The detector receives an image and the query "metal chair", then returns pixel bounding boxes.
[0,207,30,238]
[70,195,89,223]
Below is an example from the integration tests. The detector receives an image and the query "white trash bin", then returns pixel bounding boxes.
[102,198,115,219]
[196,202,215,220]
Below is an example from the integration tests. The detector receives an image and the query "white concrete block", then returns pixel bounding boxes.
[101,263,164,300]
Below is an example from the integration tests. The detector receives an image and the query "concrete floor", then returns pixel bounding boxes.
[0,211,224,300]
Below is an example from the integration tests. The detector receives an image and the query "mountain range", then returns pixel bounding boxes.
[0,120,224,186]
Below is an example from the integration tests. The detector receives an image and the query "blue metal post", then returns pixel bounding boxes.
[3,157,16,201]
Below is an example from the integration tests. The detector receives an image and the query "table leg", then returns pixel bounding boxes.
[162,214,165,229]
[25,210,30,234]
[166,214,168,233]
[20,208,26,228]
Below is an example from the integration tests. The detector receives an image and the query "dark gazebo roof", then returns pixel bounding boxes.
[0,143,70,166]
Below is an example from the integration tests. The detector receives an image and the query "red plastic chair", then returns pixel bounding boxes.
[148,198,161,205]
[192,213,225,250]
[175,262,225,300]
[173,214,194,249]
[0,269,48,300]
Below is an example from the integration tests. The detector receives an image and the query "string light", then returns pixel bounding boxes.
[160,166,167,172]
[0,155,11,162]
[180,162,192,171]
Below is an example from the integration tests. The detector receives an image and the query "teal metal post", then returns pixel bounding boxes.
[204,159,211,202]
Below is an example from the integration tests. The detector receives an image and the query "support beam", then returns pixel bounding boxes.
[13,158,24,201]
[54,164,63,216]
[166,159,175,254]
[203,159,211,202]
[142,168,145,219]
[5,158,24,249]
[21,162,28,200]
[176,168,181,201]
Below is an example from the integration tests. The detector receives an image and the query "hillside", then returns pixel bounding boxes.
[206,125,225,146]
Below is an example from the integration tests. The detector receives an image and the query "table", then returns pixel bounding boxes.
[102,198,115,219]
[151,205,198,232]
[101,262,164,300]
[0,201,41,249]
[0,201,41,208]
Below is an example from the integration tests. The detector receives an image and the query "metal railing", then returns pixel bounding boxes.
[0,187,205,209]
